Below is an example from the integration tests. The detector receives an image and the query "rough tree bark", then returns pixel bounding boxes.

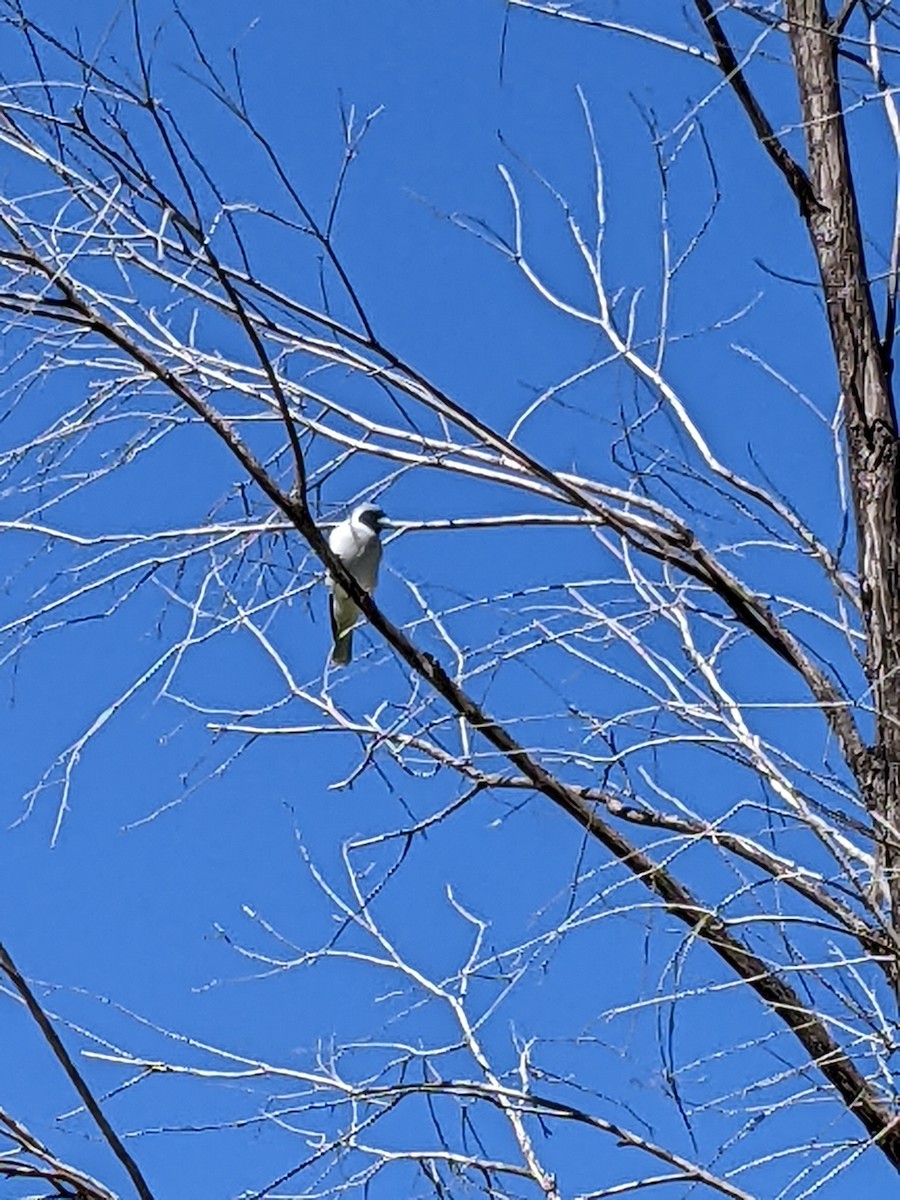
[786,0,900,946]
[698,0,900,976]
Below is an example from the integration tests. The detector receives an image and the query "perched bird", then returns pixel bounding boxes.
[327,502,387,666]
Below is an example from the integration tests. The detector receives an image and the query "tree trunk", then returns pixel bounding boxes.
[787,0,900,943]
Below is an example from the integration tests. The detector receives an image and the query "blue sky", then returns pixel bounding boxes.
[1,3,895,1198]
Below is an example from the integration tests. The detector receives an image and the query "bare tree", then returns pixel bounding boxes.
[2,2,900,1197]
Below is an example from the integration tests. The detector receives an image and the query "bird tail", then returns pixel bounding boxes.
[330,630,352,666]
[329,592,353,666]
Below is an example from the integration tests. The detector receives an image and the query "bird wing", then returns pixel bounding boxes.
[351,536,382,592]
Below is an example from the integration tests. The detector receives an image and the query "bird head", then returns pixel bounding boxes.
[352,503,387,533]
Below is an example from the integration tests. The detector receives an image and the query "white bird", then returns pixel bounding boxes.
[326,502,387,666]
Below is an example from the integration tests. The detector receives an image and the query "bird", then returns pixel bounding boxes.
[326,502,387,666]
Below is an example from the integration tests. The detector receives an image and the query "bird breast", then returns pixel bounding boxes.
[328,524,382,592]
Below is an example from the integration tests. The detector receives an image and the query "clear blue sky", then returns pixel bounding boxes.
[0,3,892,1198]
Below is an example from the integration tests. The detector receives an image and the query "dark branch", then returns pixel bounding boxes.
[0,940,156,1200]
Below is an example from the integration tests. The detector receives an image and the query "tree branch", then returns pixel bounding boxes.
[0,939,155,1200]
[18,264,898,1172]
[693,0,816,210]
